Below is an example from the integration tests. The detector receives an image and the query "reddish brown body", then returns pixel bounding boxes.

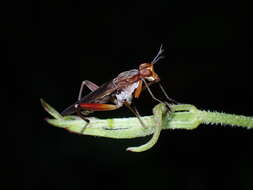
[61,45,174,130]
[61,63,160,116]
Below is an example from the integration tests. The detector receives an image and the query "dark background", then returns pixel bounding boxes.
[7,0,253,189]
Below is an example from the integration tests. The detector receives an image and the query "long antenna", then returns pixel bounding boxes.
[151,44,165,64]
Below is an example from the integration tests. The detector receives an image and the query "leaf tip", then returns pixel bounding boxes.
[40,98,47,110]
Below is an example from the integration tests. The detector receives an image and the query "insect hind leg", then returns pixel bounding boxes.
[78,80,99,100]
[74,103,90,133]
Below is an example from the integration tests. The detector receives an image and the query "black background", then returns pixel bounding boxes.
[7,0,253,189]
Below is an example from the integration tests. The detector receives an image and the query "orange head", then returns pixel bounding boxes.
[139,63,160,82]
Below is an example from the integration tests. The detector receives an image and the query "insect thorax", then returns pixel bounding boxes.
[115,81,139,106]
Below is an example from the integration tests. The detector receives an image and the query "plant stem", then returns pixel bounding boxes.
[198,110,253,129]
[41,99,253,152]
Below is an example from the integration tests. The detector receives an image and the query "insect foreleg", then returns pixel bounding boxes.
[142,79,163,104]
[142,79,171,110]
[158,83,179,104]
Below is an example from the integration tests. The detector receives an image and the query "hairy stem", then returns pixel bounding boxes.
[199,110,253,128]
[41,99,253,152]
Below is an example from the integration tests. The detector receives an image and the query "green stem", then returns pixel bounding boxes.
[198,110,253,128]
[40,99,253,152]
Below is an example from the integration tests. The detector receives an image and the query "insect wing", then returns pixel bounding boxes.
[61,80,118,116]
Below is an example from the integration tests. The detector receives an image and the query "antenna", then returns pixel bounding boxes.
[151,44,165,64]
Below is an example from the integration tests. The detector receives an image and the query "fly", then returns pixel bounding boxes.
[61,45,177,132]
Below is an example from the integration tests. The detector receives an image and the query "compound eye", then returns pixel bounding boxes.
[140,68,151,77]
[139,63,151,70]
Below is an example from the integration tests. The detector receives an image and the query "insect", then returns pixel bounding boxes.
[61,45,177,132]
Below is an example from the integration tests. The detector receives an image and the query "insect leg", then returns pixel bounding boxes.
[79,103,120,111]
[142,79,163,104]
[142,79,171,110]
[124,102,147,128]
[61,81,99,116]
[158,83,179,104]
[74,103,90,133]
[76,103,121,132]
[78,80,99,100]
